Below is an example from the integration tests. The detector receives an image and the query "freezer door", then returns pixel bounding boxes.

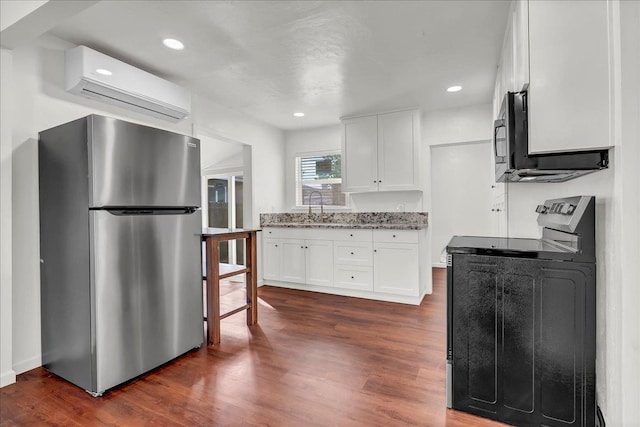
[90,210,203,393]
[88,115,200,208]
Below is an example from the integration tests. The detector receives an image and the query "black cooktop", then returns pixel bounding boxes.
[446,235,582,261]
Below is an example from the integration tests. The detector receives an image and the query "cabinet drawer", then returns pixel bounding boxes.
[329,229,373,242]
[373,229,418,244]
[334,265,373,291]
[263,227,284,238]
[334,241,373,266]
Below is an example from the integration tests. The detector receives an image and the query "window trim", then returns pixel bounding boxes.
[294,150,349,209]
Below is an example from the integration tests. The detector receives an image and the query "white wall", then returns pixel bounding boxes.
[0,1,48,32]
[4,34,285,380]
[423,103,492,146]
[617,3,640,424]
[0,48,16,387]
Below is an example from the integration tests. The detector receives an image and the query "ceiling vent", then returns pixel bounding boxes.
[65,45,190,122]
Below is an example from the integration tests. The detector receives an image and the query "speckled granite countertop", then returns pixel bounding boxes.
[260,212,428,230]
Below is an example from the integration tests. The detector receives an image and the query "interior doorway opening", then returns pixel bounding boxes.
[197,129,252,283]
[206,174,244,265]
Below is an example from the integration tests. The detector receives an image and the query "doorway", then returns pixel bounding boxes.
[197,129,252,276]
[430,140,496,266]
[205,174,244,264]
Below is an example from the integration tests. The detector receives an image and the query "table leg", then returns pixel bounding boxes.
[246,233,258,325]
[206,237,221,345]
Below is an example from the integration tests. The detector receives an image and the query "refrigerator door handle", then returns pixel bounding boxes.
[101,207,199,216]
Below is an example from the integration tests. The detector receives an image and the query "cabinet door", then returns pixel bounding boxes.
[451,255,500,414]
[492,65,503,120]
[280,239,306,283]
[451,255,595,426]
[501,260,537,418]
[528,0,614,153]
[373,242,419,296]
[263,238,281,281]
[377,111,420,191]
[342,115,378,192]
[305,240,333,287]
[536,263,595,426]
[513,0,529,91]
[500,14,515,94]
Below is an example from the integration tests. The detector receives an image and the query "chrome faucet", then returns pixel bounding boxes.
[306,190,326,221]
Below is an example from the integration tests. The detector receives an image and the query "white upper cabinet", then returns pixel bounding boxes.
[377,111,421,192]
[512,0,529,92]
[500,14,516,95]
[528,0,615,153]
[494,1,529,114]
[494,0,615,153]
[342,109,420,193]
[342,115,378,192]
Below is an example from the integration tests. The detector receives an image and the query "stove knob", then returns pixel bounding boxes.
[535,205,548,214]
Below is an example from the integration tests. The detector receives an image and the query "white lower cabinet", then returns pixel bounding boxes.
[278,238,333,286]
[305,240,333,287]
[373,242,419,297]
[263,238,281,281]
[263,227,427,304]
[280,239,306,283]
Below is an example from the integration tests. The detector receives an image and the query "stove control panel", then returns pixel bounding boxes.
[536,196,593,233]
[536,202,576,216]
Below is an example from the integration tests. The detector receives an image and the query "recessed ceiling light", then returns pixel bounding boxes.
[162,38,184,50]
[447,85,463,92]
[293,112,305,117]
[95,68,112,76]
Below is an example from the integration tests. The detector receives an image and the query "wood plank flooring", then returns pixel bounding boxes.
[0,269,506,426]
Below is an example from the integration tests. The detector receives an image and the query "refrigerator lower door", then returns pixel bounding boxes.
[90,209,203,393]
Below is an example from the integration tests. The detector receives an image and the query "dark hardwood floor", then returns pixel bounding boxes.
[0,269,505,426]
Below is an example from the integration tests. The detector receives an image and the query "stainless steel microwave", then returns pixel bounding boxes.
[493,91,608,183]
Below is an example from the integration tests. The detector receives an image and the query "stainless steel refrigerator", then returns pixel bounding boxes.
[39,115,203,396]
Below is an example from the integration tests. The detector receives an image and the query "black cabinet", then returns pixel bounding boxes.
[450,254,595,426]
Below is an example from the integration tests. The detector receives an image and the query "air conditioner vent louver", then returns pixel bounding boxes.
[65,46,190,122]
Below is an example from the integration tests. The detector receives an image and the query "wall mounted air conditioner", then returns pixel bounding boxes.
[65,45,191,122]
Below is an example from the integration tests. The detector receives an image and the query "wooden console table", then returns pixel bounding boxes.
[202,228,261,345]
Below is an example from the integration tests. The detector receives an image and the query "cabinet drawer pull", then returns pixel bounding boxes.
[351,276,354,279]
[392,234,396,238]
[350,252,354,255]
[350,233,353,237]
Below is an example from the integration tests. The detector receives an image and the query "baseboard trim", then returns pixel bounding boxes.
[13,354,41,375]
[0,369,16,388]
[432,262,446,268]
[264,280,423,305]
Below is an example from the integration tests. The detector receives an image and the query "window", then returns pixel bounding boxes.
[295,152,346,207]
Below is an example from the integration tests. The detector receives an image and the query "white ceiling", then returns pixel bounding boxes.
[47,0,510,130]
